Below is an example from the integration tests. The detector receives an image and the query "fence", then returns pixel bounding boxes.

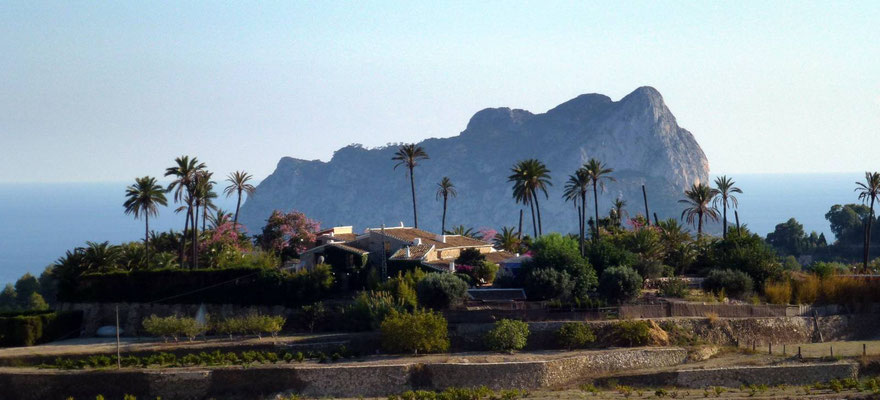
[451,300,880,323]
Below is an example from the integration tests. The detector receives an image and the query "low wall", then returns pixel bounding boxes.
[0,347,686,400]
[608,361,859,388]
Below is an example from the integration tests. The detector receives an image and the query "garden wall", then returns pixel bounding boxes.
[607,361,859,388]
[0,347,686,400]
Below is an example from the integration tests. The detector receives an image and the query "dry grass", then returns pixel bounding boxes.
[763,281,792,305]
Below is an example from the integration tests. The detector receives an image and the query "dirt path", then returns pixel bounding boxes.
[0,333,343,359]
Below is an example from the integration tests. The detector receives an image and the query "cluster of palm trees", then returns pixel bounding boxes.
[391,142,750,253]
[122,155,256,269]
[678,176,742,238]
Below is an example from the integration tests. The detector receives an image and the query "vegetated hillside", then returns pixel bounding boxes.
[239,86,710,235]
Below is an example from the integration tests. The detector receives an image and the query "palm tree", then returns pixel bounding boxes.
[583,158,615,241]
[712,176,742,239]
[435,177,457,234]
[563,168,590,255]
[123,176,167,268]
[208,208,234,230]
[392,144,430,228]
[509,159,552,237]
[191,170,215,268]
[224,170,256,228]
[81,241,122,273]
[165,156,206,267]
[611,198,628,227]
[493,227,521,253]
[679,182,719,237]
[856,172,880,271]
[444,225,481,239]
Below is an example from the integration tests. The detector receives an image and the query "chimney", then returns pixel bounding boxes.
[449,260,455,272]
[436,234,446,243]
[399,221,405,227]
[405,246,411,258]
[413,238,422,246]
[329,231,335,237]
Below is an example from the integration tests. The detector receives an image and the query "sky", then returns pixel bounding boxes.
[1,1,879,183]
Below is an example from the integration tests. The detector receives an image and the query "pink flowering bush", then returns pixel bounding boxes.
[256,210,320,261]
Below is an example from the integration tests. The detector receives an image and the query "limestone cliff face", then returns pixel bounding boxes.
[239,87,710,234]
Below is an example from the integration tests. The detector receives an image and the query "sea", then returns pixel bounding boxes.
[0,173,866,286]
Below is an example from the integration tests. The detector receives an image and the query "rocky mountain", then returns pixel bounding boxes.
[239,87,710,236]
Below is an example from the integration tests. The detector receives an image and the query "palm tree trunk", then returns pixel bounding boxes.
[865,196,875,272]
[722,197,728,239]
[580,192,587,256]
[409,166,418,228]
[529,200,537,238]
[697,211,703,238]
[234,189,242,228]
[441,195,448,234]
[518,209,523,240]
[192,202,199,269]
[145,213,150,269]
[202,205,207,232]
[577,204,584,257]
[532,191,543,237]
[642,185,650,226]
[592,183,600,241]
[179,207,191,268]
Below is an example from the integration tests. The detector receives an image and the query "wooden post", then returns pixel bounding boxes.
[769,343,772,355]
[798,346,802,359]
[783,344,786,355]
[865,343,868,356]
[115,305,121,369]
[830,345,834,358]
[752,341,756,351]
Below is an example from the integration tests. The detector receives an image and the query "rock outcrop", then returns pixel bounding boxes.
[239,86,710,234]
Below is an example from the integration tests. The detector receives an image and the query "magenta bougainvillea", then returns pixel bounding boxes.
[201,221,247,252]
[477,227,497,242]
[257,210,321,255]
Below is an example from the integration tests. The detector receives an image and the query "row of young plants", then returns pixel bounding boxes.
[141,313,285,342]
[47,347,357,370]
[387,386,527,400]
[378,306,660,354]
[578,377,880,398]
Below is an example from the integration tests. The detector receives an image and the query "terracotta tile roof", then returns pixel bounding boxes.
[328,242,369,256]
[388,244,434,261]
[326,233,358,242]
[372,228,492,250]
[484,251,516,264]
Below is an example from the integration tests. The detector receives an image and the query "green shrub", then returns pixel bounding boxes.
[702,269,753,299]
[0,311,83,347]
[59,267,335,306]
[522,268,574,301]
[380,309,449,354]
[556,322,596,349]
[415,273,468,309]
[598,266,643,304]
[485,319,529,353]
[347,291,406,331]
[611,320,652,347]
[142,315,205,341]
[208,314,286,338]
[657,278,689,298]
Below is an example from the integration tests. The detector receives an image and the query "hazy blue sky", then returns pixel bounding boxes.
[2,1,878,183]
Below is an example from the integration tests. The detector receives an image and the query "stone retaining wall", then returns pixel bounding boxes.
[608,361,859,388]
[0,347,686,400]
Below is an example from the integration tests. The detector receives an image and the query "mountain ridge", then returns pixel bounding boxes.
[239,87,709,235]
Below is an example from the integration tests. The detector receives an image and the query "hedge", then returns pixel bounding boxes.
[0,310,83,347]
[58,266,334,306]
